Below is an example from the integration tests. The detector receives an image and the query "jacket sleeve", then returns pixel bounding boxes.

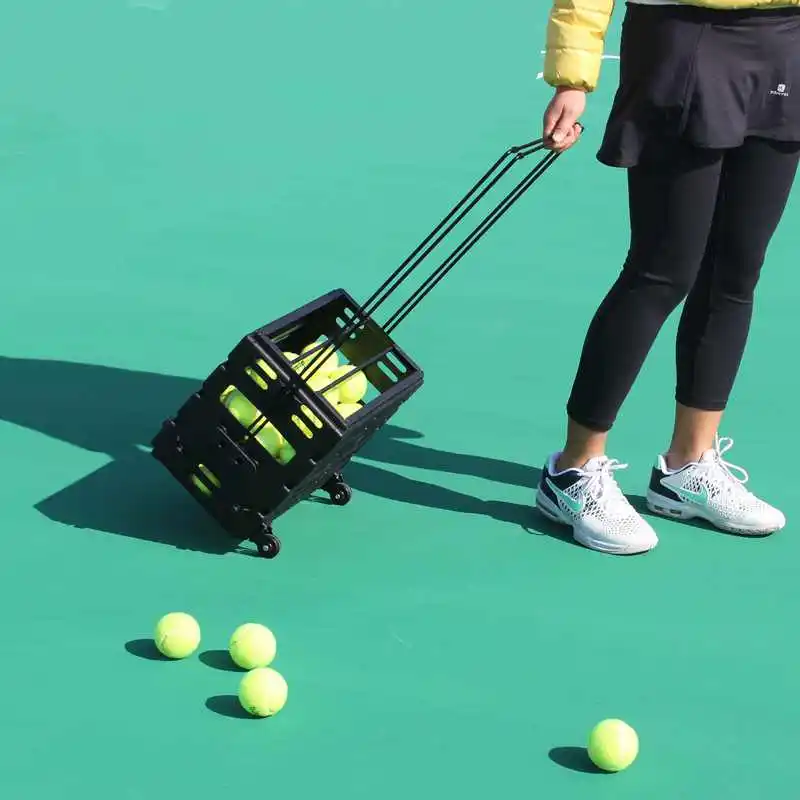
[542,0,615,93]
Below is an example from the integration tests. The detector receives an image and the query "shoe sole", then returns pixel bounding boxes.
[536,491,658,555]
[645,491,784,536]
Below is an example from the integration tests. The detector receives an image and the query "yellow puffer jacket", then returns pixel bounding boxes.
[544,0,799,92]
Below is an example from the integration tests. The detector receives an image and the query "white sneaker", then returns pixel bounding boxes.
[646,436,786,536]
[536,453,659,555]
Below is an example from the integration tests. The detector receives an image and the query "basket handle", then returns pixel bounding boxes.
[297,134,576,381]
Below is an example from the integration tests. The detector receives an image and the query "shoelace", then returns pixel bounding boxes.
[585,458,631,513]
[706,436,751,497]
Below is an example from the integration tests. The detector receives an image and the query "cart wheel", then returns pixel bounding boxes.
[255,530,281,559]
[328,482,352,507]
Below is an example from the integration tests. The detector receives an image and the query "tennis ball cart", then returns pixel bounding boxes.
[151,138,565,558]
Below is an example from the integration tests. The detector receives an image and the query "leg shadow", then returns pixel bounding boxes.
[345,461,579,545]
[361,426,540,490]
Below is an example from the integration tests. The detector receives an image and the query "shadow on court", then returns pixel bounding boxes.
[0,355,573,554]
[124,638,171,661]
[205,695,259,719]
[548,746,605,775]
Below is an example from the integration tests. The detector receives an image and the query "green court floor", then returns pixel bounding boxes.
[2,2,799,798]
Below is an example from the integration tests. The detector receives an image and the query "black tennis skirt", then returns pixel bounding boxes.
[598,2,800,167]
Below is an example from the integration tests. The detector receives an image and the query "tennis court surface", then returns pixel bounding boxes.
[1,2,799,797]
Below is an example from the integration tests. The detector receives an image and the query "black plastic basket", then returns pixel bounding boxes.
[151,137,565,557]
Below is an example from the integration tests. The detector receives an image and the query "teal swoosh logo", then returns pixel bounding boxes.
[674,484,709,506]
[546,478,584,514]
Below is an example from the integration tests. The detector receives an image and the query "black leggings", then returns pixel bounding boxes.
[567,137,800,433]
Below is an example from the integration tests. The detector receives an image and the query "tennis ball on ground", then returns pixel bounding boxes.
[307,371,340,404]
[587,719,639,772]
[238,667,288,717]
[154,612,201,659]
[300,341,339,375]
[328,365,368,404]
[336,402,363,419]
[229,623,277,670]
[190,464,221,496]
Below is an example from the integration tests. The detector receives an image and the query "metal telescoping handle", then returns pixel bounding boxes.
[295,137,567,386]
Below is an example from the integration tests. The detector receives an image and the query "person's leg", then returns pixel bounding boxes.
[556,144,724,471]
[536,142,726,555]
[665,137,800,467]
[647,137,800,535]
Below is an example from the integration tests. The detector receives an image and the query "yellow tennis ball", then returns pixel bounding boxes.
[220,385,236,403]
[277,443,296,464]
[190,464,221,495]
[336,402,363,419]
[229,623,277,670]
[153,612,201,659]
[307,371,340,404]
[255,423,284,456]
[328,365,368,404]
[300,341,339,375]
[245,359,277,390]
[238,667,288,717]
[291,406,322,439]
[223,389,260,428]
[587,719,639,772]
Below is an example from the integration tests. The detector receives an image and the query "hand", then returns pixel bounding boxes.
[542,87,586,152]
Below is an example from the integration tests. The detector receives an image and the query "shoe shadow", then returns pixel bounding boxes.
[0,355,576,553]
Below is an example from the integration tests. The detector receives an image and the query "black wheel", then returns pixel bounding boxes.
[328,482,352,506]
[255,531,281,559]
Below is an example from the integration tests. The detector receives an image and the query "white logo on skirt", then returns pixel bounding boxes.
[770,83,789,98]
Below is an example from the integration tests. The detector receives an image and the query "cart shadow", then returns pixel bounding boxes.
[0,356,571,553]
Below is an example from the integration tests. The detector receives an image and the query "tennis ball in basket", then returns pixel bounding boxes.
[587,719,639,772]
[246,358,277,390]
[254,422,284,457]
[229,623,277,670]
[223,389,260,428]
[328,365,368,404]
[238,668,288,717]
[190,464,221,496]
[153,612,201,659]
[220,385,236,403]
[277,443,296,464]
[292,406,322,439]
[336,402,363,419]
[307,371,340,405]
[300,341,339,375]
